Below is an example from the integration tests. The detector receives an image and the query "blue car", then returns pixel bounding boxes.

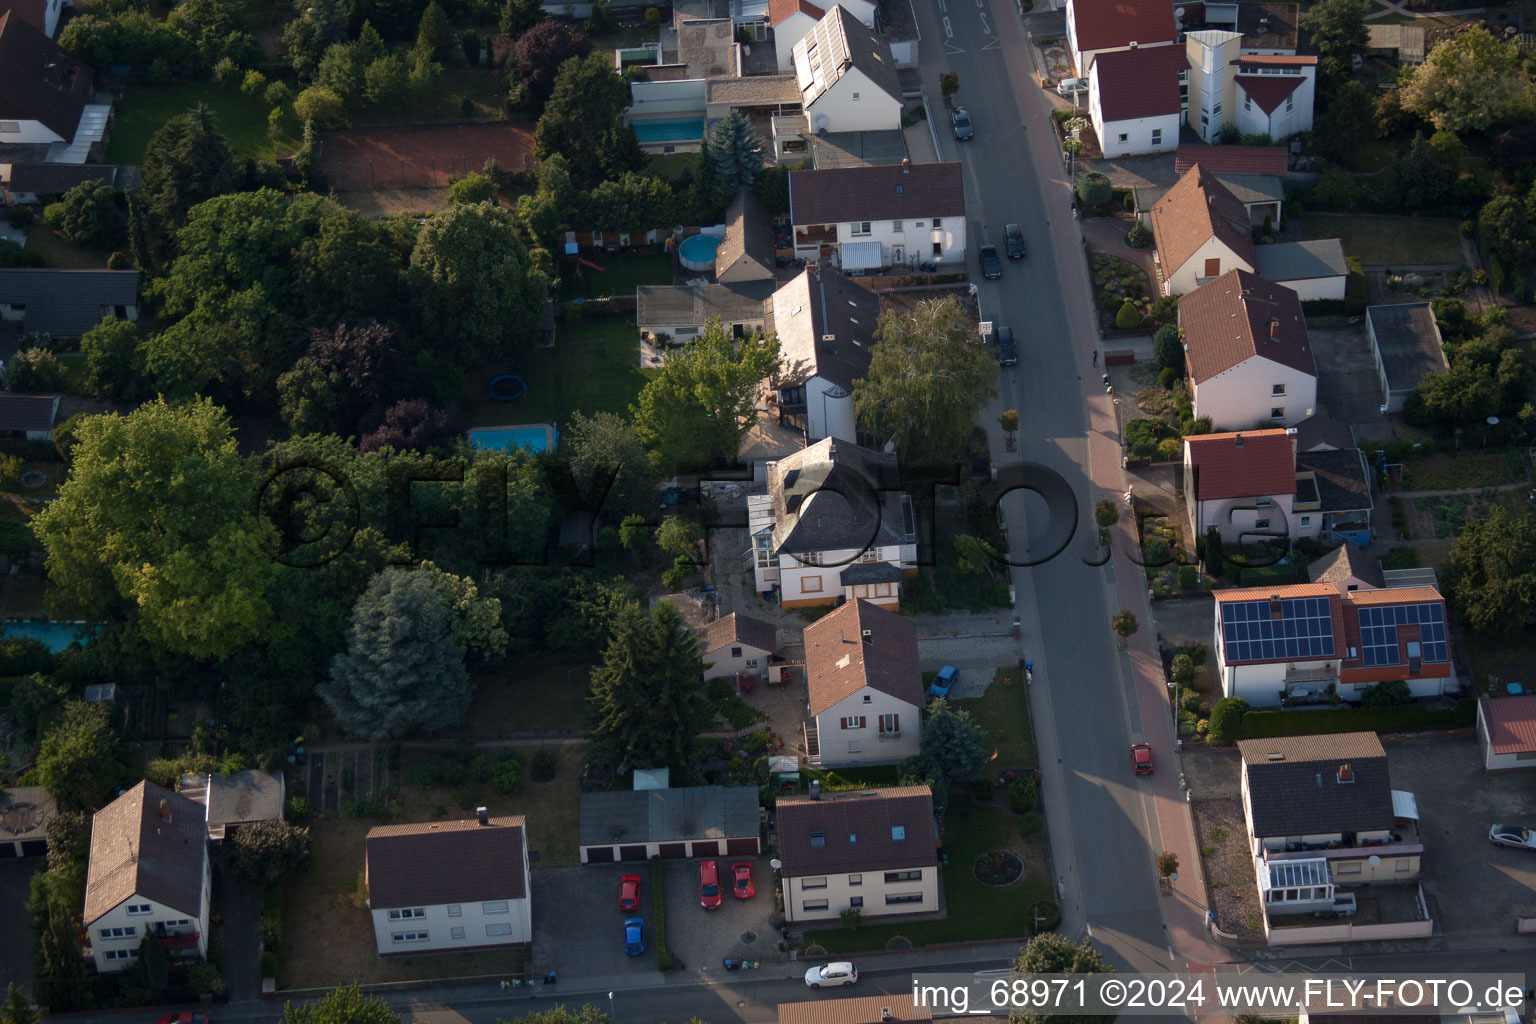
[930,665,958,699]
[624,917,645,956]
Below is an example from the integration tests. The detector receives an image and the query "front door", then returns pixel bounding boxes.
[892,245,904,266]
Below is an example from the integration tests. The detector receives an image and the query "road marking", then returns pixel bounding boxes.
[945,41,966,53]
[979,11,991,32]
[943,14,954,36]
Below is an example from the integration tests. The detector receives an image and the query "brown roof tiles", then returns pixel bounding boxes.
[1149,164,1256,283]
[704,612,778,655]
[1185,429,1296,501]
[780,995,933,1024]
[1070,0,1176,52]
[84,781,206,924]
[790,162,964,227]
[804,599,922,715]
[777,785,936,875]
[1174,144,1287,175]
[366,816,527,909]
[1179,268,1315,383]
[1479,695,1536,756]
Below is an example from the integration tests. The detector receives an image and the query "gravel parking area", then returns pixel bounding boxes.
[663,856,782,971]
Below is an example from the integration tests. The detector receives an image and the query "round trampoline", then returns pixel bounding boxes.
[489,375,528,401]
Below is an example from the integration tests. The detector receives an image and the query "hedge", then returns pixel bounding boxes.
[651,855,673,970]
[1344,256,1368,315]
[1237,699,1476,739]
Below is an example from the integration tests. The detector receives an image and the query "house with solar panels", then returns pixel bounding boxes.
[1212,582,1455,708]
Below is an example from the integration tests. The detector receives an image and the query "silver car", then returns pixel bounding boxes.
[1489,824,1536,850]
[804,962,858,988]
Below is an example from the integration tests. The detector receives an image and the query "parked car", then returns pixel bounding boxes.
[618,872,643,912]
[980,244,1002,280]
[930,665,959,699]
[1131,741,1153,775]
[951,107,974,140]
[623,917,645,956]
[699,859,723,909]
[1005,223,1026,259]
[1489,824,1536,850]
[996,325,1018,367]
[1056,77,1087,96]
[732,861,755,899]
[804,962,858,988]
[160,1016,210,1024]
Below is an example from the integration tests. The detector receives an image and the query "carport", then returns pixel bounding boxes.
[579,785,762,864]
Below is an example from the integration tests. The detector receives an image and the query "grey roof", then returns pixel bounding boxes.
[1292,413,1354,452]
[766,436,911,555]
[808,129,910,169]
[705,74,803,105]
[0,393,57,432]
[1133,172,1283,215]
[1367,303,1448,396]
[0,268,139,337]
[1308,545,1385,590]
[6,163,138,193]
[768,267,879,389]
[636,280,774,329]
[0,784,54,843]
[717,191,776,284]
[579,785,761,846]
[839,561,903,584]
[180,770,286,831]
[1237,732,1395,839]
[1255,238,1348,282]
[794,5,901,109]
[1295,447,1372,515]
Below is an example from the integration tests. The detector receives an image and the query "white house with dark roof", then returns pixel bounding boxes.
[636,281,773,342]
[789,161,965,268]
[702,612,778,680]
[179,769,286,842]
[769,0,875,71]
[1365,303,1449,414]
[803,599,923,766]
[84,781,210,973]
[767,267,878,442]
[1185,429,1311,545]
[0,10,92,144]
[746,437,917,608]
[1064,0,1177,76]
[777,784,936,921]
[1255,239,1347,302]
[0,392,59,439]
[365,811,531,954]
[1477,695,1536,772]
[1088,44,1187,158]
[793,6,902,135]
[0,268,140,337]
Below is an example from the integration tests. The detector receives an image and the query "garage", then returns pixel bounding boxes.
[579,785,762,865]
[0,787,54,860]
[1477,695,1536,771]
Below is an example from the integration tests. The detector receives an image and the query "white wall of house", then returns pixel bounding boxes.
[370,895,532,955]
[1191,491,1307,545]
[0,120,67,146]
[1219,658,1287,705]
[704,642,774,680]
[1184,31,1241,140]
[641,314,766,341]
[1234,70,1315,139]
[777,542,916,608]
[1095,110,1181,158]
[799,217,966,267]
[775,12,820,71]
[1274,274,1345,302]
[804,70,902,133]
[89,857,211,974]
[1163,236,1253,295]
[627,78,707,116]
[783,864,938,922]
[801,374,858,442]
[828,0,877,26]
[1190,357,1316,430]
[814,688,920,766]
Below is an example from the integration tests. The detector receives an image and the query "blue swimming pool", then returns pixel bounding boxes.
[632,117,705,144]
[467,423,558,454]
[2,620,100,652]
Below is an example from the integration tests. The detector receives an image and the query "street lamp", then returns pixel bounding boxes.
[608,991,615,1023]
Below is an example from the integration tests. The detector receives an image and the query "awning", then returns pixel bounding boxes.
[1391,790,1419,820]
[838,241,883,271]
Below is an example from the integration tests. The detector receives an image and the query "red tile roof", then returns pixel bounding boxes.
[804,599,923,715]
[1480,695,1536,755]
[779,995,933,1024]
[1213,582,1334,602]
[1149,164,1256,283]
[1236,74,1304,114]
[1070,0,1176,51]
[1092,44,1187,121]
[1186,429,1297,501]
[0,0,47,32]
[366,816,527,909]
[1175,144,1288,175]
[769,0,823,25]
[1179,269,1315,383]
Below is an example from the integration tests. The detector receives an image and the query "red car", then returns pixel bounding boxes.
[699,859,723,909]
[732,861,754,900]
[160,1016,210,1024]
[1131,742,1154,775]
[618,872,643,912]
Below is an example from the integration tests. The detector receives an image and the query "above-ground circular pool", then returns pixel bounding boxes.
[489,375,527,401]
[678,234,720,272]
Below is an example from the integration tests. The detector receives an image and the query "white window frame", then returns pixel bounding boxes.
[482,901,509,914]
[388,908,427,921]
[391,931,430,943]
[486,922,513,936]
[447,905,462,917]
[99,926,137,940]
[1151,128,1162,145]
[126,904,153,916]
[450,926,467,939]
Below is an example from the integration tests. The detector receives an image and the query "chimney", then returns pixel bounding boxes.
[881,1010,894,1021]
[810,780,822,800]
[476,806,490,825]
[861,628,873,644]
[1337,764,1354,784]
[158,798,171,822]
[1234,433,1244,447]
[1269,594,1282,618]
[1269,317,1280,340]
[901,158,910,173]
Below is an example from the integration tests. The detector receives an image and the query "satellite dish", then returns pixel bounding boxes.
[770,858,782,870]
[1174,6,1186,15]
[1368,854,1381,866]
[1488,416,1501,425]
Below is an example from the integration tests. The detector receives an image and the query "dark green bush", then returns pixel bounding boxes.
[258,951,278,979]
[531,748,558,781]
[1008,776,1037,812]
[1177,565,1197,589]
[1239,700,1476,738]
[1018,811,1044,836]
[1208,696,1249,742]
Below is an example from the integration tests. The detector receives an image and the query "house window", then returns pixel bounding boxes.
[803,899,829,911]
[1204,258,1221,277]
[388,908,427,920]
[1255,496,1272,507]
[878,712,900,737]
[931,219,941,229]
[860,547,881,561]
[1244,95,1252,111]
[891,825,906,842]
[447,905,462,917]
[450,927,466,939]
[1334,860,1362,875]
[849,873,862,886]
[126,904,152,916]
[1117,133,1128,143]
[1285,94,1294,112]
[104,949,139,961]
[803,877,828,890]
[1272,384,1286,396]
[885,893,924,905]
[1151,128,1162,145]
[1212,103,1222,117]
[851,92,860,100]
[1255,518,1270,529]
[848,832,857,845]
[892,220,902,231]
[885,869,921,882]
[99,927,136,940]
[392,931,429,943]
[848,740,862,753]
[1271,407,1284,418]
[849,896,864,908]
[1395,858,1413,873]
[841,715,865,729]
[802,576,823,593]
[0,122,20,133]
[486,923,513,936]
[851,221,872,236]
[1300,516,1311,527]
[810,830,826,848]
[862,694,872,704]
[483,901,508,914]
[731,646,742,657]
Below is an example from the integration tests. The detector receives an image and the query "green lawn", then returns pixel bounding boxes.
[464,658,593,737]
[1302,214,1463,265]
[648,152,698,183]
[24,225,111,269]
[1347,138,1400,173]
[953,668,1037,779]
[555,249,673,303]
[461,315,658,431]
[106,84,295,163]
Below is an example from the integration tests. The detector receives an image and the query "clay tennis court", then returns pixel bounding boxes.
[318,120,537,191]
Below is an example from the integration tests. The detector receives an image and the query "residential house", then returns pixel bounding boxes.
[1174,143,1288,176]
[0,268,140,337]
[1238,732,1429,943]
[365,811,531,954]
[1308,544,1384,594]
[1254,238,1347,302]
[0,393,59,440]
[1292,413,1355,453]
[777,785,937,921]
[83,781,210,973]
[1293,446,1373,546]
[767,267,879,442]
[793,7,902,135]
[703,612,778,681]
[746,437,917,607]
[636,281,773,342]
[779,995,933,1024]
[1088,45,1187,158]
[1063,0,1176,77]
[178,769,286,843]
[1174,2,1300,55]
[1150,164,1257,294]
[770,0,877,71]
[717,190,777,285]
[1477,695,1536,772]
[0,10,108,161]
[1,161,135,205]
[803,599,923,766]
[1134,171,1284,230]
[0,785,53,858]
[789,160,966,268]
[578,785,761,862]
[1365,23,1426,64]
[1213,583,1455,707]
[0,0,68,37]
[1180,269,1317,428]
[1184,429,1309,545]
[1365,303,1448,414]
[1185,29,1316,143]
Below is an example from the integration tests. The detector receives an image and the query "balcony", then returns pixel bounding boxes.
[1284,664,1337,684]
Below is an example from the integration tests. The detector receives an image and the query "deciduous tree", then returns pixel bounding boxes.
[533,53,641,189]
[1400,26,1530,132]
[1443,505,1536,636]
[513,21,591,108]
[55,180,126,250]
[278,320,417,436]
[80,318,142,401]
[36,701,123,811]
[281,985,399,1024]
[920,698,988,782]
[1011,935,1116,1024]
[1478,194,1532,267]
[1299,0,1369,63]
[6,348,67,393]
[1314,80,1378,167]
[228,819,312,883]
[586,601,707,768]
[2,984,37,1024]
[564,410,659,523]
[586,172,677,234]
[1207,696,1249,743]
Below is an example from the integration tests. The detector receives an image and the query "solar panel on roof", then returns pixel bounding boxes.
[1222,597,1336,662]
[1355,603,1448,666]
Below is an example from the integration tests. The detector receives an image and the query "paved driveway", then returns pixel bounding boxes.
[530,866,663,982]
[662,856,780,971]
[1383,733,1536,941]
[0,857,42,996]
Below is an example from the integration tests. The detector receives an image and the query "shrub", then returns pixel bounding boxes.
[1177,565,1197,589]
[530,748,558,781]
[285,795,312,825]
[1008,775,1038,812]
[1158,366,1179,389]
[840,907,865,930]
[240,69,268,96]
[1203,528,1223,575]
[1157,437,1181,461]
[213,57,242,90]
[1207,696,1250,742]
[264,80,292,108]
[491,751,522,794]
[651,856,675,970]
[1125,220,1152,248]
[258,951,278,979]
[451,780,480,808]
[645,5,660,23]
[1114,300,1140,329]
[1018,811,1044,836]
[1180,689,1204,715]
[1239,699,1476,738]
[1144,536,1171,565]
[189,963,225,995]
[1178,710,1198,737]
[8,205,35,231]
[7,347,67,392]
[1077,172,1112,207]
[1360,679,1412,707]
[971,777,997,801]
[1170,654,1193,685]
